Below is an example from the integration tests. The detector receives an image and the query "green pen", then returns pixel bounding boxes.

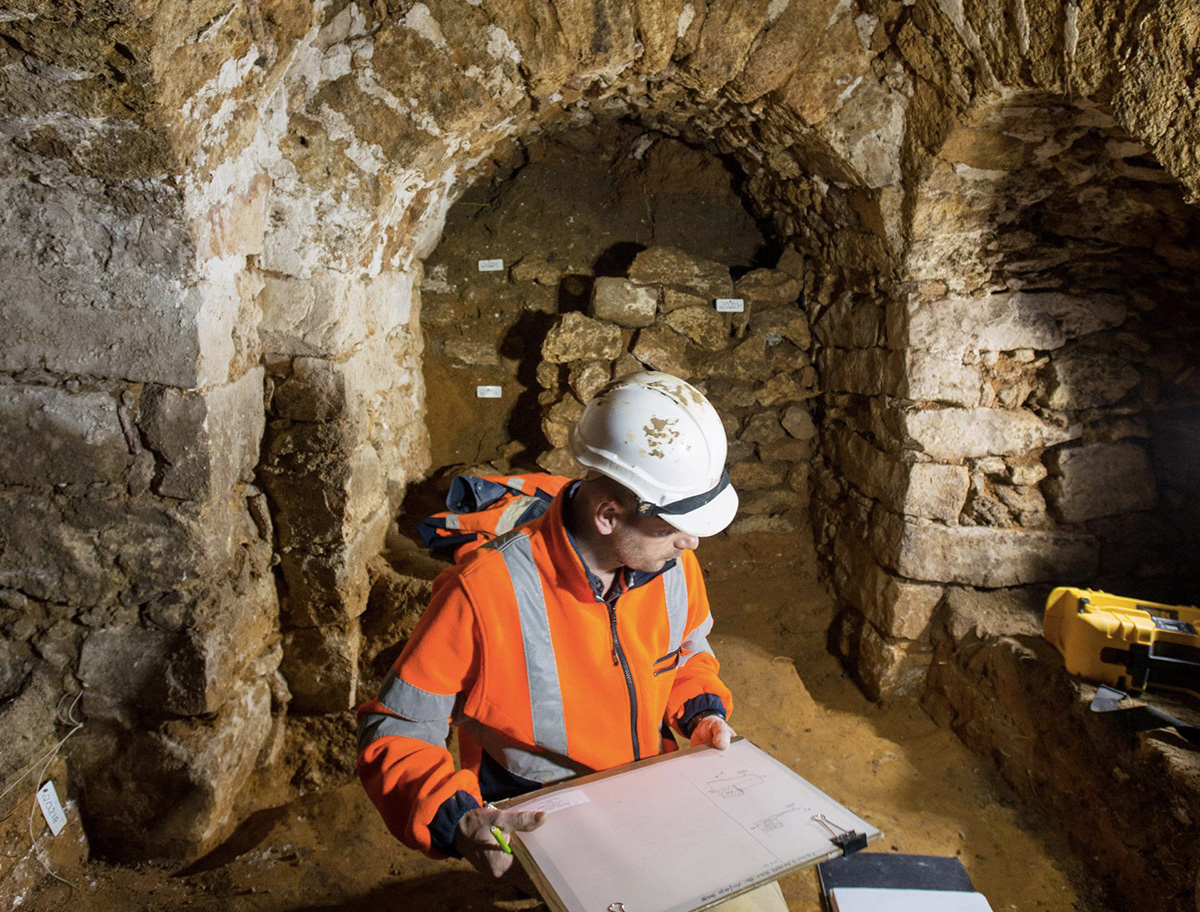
[490,825,512,854]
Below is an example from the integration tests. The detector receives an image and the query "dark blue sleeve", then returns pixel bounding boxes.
[678,693,728,737]
[428,790,481,857]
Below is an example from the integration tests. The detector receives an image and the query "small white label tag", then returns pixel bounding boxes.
[715,298,745,313]
[477,258,505,273]
[476,385,503,399]
[36,781,67,836]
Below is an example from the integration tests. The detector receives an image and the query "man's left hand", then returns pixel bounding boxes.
[690,714,735,750]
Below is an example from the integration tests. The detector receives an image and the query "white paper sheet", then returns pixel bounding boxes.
[831,888,995,912]
[508,739,880,912]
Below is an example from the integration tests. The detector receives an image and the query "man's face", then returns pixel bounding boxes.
[610,512,701,573]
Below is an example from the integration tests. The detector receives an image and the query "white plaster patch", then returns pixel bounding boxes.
[485,24,522,63]
[316,103,387,173]
[953,162,1012,182]
[677,4,696,38]
[401,3,448,49]
[766,0,790,25]
[855,14,878,49]
[181,49,259,121]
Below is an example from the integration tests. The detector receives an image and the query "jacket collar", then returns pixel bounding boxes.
[535,481,676,604]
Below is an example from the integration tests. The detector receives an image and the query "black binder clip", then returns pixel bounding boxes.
[812,813,868,856]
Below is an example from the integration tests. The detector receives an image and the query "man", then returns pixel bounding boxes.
[357,371,787,910]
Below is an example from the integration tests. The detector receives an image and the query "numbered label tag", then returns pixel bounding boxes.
[476,385,503,399]
[715,298,745,313]
[36,781,67,836]
[477,258,505,273]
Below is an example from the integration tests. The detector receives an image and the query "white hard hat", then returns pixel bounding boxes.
[569,371,738,537]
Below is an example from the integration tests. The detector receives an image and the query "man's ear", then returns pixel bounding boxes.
[592,497,623,536]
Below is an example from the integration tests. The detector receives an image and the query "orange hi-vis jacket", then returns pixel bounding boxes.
[356,483,733,858]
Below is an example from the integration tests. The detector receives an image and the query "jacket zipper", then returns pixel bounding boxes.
[606,598,641,761]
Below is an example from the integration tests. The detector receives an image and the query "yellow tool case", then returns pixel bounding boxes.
[1043,587,1200,698]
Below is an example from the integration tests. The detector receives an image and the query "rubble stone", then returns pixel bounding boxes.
[632,326,692,377]
[663,305,731,351]
[628,246,734,299]
[590,277,658,327]
[542,312,623,363]
[1045,349,1142,410]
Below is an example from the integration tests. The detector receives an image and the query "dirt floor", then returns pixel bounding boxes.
[7,529,1108,912]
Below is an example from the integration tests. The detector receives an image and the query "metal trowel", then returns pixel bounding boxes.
[1089,684,1200,746]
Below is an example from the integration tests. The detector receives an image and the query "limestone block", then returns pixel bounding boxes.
[820,348,892,396]
[661,288,711,313]
[162,574,280,717]
[816,74,908,188]
[740,412,785,447]
[706,337,773,382]
[512,254,564,285]
[282,620,361,714]
[537,446,583,478]
[871,510,1098,587]
[632,0,686,73]
[567,360,611,404]
[0,174,242,388]
[590,277,657,327]
[1045,349,1141,410]
[628,246,733,299]
[77,677,274,860]
[837,430,967,522]
[0,493,227,607]
[897,291,1127,352]
[632,325,692,377]
[757,372,811,407]
[772,0,873,125]
[0,386,131,487]
[663,305,730,351]
[749,306,811,350]
[542,312,623,363]
[759,436,814,463]
[78,626,174,725]
[814,293,883,349]
[258,274,360,358]
[542,394,586,449]
[902,351,982,406]
[676,0,769,98]
[279,504,389,627]
[140,368,265,501]
[900,407,1079,460]
[1045,443,1157,524]
[265,429,386,551]
[738,489,798,515]
[733,268,802,307]
[781,405,816,441]
[728,461,786,491]
[835,532,943,640]
[856,623,931,701]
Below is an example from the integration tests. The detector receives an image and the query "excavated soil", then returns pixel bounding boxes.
[9,529,1107,912]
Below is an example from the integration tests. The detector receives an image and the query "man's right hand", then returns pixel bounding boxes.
[454,805,547,878]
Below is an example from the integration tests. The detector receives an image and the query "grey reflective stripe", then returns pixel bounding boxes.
[663,562,689,654]
[459,716,588,785]
[378,668,457,721]
[357,669,458,752]
[679,613,716,668]
[492,532,570,756]
[445,514,461,530]
[508,477,526,491]
[496,494,539,534]
[357,710,449,754]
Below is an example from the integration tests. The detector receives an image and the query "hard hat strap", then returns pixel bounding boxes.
[636,470,730,519]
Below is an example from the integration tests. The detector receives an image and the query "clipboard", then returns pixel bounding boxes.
[498,737,881,912]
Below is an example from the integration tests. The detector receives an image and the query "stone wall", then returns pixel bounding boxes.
[1,0,1198,881]
[821,95,1200,700]
[537,245,816,535]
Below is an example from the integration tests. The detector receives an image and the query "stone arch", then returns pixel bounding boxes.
[1,0,1198,883]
